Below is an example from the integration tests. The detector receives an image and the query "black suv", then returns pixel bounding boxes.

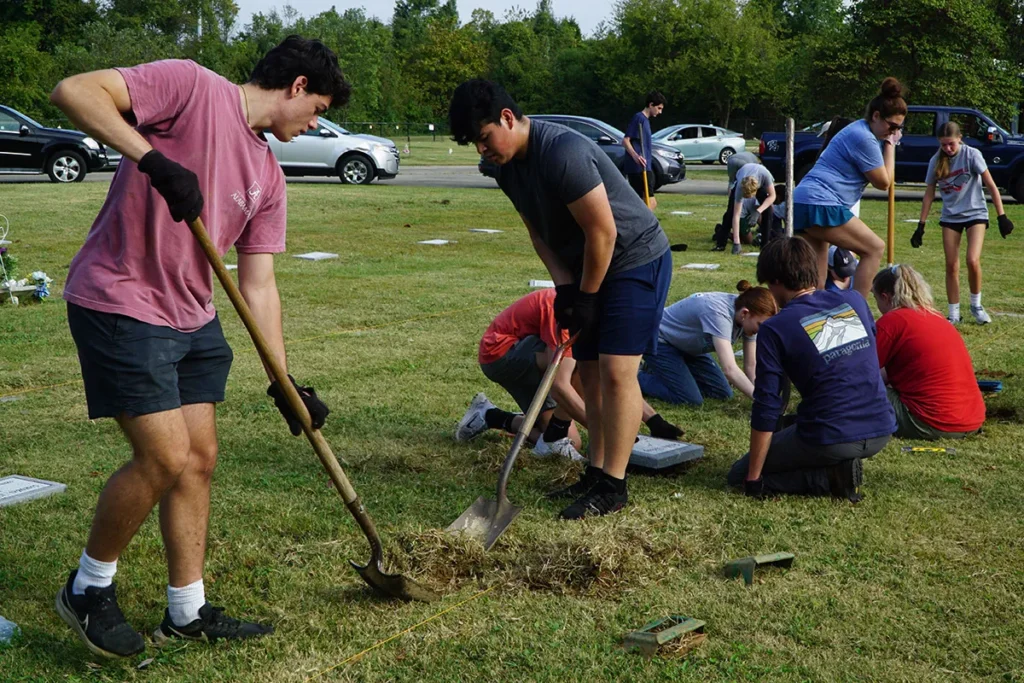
[0,105,108,182]
[479,114,686,189]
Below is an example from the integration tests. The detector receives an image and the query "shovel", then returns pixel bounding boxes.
[447,334,576,550]
[187,217,438,603]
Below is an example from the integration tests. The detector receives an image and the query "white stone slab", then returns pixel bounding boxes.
[0,240,10,246]
[670,211,694,216]
[903,219,919,223]
[630,436,704,469]
[681,263,720,270]
[0,475,66,507]
[224,264,238,271]
[418,239,456,245]
[468,229,503,234]
[529,279,555,288]
[293,252,339,261]
[741,252,759,258]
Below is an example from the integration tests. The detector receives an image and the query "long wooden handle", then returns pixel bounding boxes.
[187,218,360,508]
[639,136,652,208]
[887,180,896,266]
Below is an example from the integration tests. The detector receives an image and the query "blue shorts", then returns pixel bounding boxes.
[574,249,672,362]
[792,203,855,232]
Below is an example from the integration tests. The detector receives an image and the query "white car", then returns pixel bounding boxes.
[652,124,746,164]
[265,118,400,184]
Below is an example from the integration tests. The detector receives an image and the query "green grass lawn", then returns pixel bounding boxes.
[392,135,481,167]
[1,182,1023,681]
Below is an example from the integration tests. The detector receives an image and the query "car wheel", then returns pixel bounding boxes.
[338,154,374,185]
[1013,176,1024,204]
[718,148,736,164]
[47,150,86,183]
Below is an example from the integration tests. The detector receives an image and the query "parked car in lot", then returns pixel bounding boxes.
[265,118,400,184]
[479,114,686,189]
[0,105,109,182]
[652,124,746,164]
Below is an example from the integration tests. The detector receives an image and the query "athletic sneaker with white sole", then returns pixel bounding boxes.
[454,392,496,442]
[947,316,961,326]
[153,602,273,645]
[970,305,992,324]
[55,570,145,659]
[533,435,586,462]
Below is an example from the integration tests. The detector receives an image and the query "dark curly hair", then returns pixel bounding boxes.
[448,79,523,145]
[249,35,351,108]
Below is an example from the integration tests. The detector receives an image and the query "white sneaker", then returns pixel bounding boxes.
[970,305,992,325]
[533,435,586,462]
[454,393,496,442]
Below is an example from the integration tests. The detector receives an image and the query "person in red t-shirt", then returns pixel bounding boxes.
[50,37,349,658]
[872,264,985,440]
[455,290,683,459]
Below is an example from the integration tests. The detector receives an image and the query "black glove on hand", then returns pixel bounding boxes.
[267,375,330,436]
[568,290,601,341]
[646,413,685,440]
[138,150,204,223]
[553,284,577,329]
[744,477,766,498]
[910,221,925,248]
[998,214,1014,239]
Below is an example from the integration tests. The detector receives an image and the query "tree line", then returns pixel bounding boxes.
[3,0,1023,135]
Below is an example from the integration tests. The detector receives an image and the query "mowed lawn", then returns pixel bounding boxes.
[1,180,1023,682]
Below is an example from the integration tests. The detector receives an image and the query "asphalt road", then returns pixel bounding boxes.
[0,165,946,201]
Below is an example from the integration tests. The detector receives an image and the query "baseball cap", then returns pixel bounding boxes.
[828,245,857,279]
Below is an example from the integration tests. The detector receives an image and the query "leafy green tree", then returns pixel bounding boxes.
[0,24,58,121]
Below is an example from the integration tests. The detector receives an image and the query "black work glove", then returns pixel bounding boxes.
[553,284,577,329]
[744,477,766,498]
[267,374,330,436]
[138,150,204,223]
[646,413,685,440]
[568,290,601,342]
[910,221,925,248]
[998,214,1014,239]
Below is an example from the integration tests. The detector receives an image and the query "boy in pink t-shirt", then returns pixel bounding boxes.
[51,37,349,658]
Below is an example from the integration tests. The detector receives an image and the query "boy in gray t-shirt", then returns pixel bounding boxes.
[449,79,672,520]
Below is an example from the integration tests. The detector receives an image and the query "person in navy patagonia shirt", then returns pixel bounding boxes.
[727,237,896,502]
[622,90,666,209]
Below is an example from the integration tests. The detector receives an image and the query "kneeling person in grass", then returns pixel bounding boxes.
[872,264,985,440]
[450,80,672,519]
[455,290,684,459]
[727,237,895,502]
[49,36,348,658]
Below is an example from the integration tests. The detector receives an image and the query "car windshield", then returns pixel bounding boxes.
[320,119,351,136]
[652,125,680,139]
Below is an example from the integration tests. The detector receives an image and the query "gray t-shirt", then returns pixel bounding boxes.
[925,145,990,223]
[733,163,775,203]
[727,151,759,185]
[659,292,749,356]
[496,120,669,279]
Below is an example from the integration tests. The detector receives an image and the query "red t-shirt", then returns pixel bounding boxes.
[875,307,985,432]
[64,60,287,332]
[478,290,571,365]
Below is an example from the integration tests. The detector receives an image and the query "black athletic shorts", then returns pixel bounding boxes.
[627,171,656,199]
[940,219,989,233]
[67,303,233,420]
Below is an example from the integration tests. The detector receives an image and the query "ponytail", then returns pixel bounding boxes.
[735,280,779,317]
[872,264,939,315]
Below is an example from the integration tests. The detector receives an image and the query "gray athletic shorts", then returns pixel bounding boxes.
[480,335,557,414]
[887,387,977,440]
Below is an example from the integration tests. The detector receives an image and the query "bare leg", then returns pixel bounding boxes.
[160,403,218,588]
[801,229,830,290]
[578,360,603,468]
[943,227,963,305]
[598,354,644,479]
[807,217,884,299]
[965,224,985,295]
[84,409,192,562]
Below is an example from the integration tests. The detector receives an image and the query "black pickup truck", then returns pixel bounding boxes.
[759,106,1024,201]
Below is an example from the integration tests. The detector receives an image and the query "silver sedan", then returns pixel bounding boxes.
[652,124,746,164]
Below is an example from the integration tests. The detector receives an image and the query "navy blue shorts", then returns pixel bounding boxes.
[574,249,672,362]
[67,303,234,420]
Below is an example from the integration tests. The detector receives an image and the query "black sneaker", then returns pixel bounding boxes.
[828,458,863,503]
[559,478,628,520]
[54,570,145,659]
[546,466,600,500]
[154,603,273,645]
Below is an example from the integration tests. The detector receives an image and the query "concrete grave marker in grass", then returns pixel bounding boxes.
[0,475,67,507]
[670,211,694,216]
[724,552,794,585]
[529,279,555,288]
[468,229,503,234]
[741,252,759,258]
[418,239,456,246]
[293,252,339,261]
[225,264,237,271]
[630,436,703,469]
[681,263,720,271]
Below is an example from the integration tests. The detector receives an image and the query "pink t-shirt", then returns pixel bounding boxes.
[63,59,287,333]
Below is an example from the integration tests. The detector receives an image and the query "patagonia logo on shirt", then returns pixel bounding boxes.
[801,303,869,364]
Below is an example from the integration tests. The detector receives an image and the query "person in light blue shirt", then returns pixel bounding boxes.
[792,78,907,299]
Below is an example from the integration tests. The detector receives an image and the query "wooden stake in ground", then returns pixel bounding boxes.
[887,177,896,266]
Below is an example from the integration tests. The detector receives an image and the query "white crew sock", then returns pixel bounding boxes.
[949,303,961,320]
[167,579,206,627]
[970,292,982,308]
[72,550,117,595]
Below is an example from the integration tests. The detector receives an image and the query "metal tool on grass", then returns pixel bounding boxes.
[187,217,438,603]
[448,334,577,550]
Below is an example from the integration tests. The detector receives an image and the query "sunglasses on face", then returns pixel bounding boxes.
[885,120,905,133]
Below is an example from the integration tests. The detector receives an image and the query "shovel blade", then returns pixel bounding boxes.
[446,496,522,551]
[350,559,440,602]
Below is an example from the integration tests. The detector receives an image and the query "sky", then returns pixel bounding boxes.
[229,0,613,36]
